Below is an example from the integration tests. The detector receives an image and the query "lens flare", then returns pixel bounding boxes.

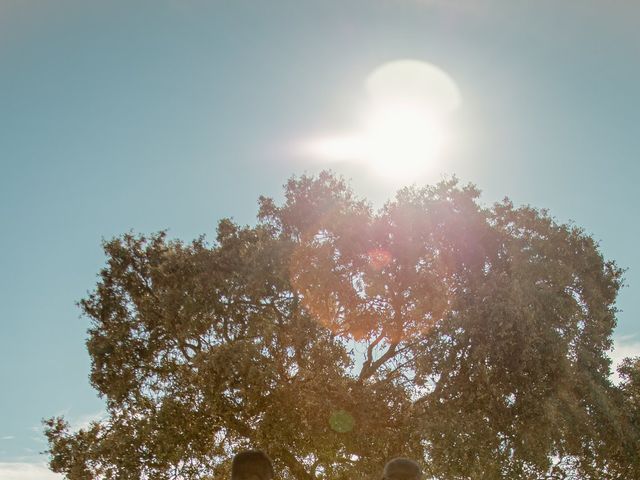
[329,409,355,433]
[368,248,392,271]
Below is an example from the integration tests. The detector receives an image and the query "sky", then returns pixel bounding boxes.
[1,0,640,477]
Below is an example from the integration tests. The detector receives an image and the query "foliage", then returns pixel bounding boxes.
[44,172,639,479]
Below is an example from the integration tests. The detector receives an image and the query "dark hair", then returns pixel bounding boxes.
[382,458,422,480]
[231,450,274,480]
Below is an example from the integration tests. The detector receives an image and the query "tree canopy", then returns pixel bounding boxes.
[45,172,639,479]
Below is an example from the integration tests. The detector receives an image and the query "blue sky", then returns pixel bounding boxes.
[1,1,640,476]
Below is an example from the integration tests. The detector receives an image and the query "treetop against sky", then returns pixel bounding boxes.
[44,172,640,479]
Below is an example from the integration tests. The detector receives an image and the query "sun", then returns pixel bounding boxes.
[361,100,447,178]
[301,59,462,181]
[365,59,461,115]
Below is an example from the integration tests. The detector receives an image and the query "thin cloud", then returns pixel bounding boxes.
[2,436,15,440]
[74,410,107,430]
[39,409,106,433]
[609,335,640,383]
[0,462,62,480]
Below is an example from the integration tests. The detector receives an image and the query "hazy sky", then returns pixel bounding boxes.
[1,1,640,477]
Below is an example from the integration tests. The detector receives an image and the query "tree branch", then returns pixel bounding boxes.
[359,333,384,379]
[359,340,399,381]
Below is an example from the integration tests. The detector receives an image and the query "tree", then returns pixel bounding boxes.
[45,172,639,479]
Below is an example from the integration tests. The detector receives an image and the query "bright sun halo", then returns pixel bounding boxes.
[301,59,462,180]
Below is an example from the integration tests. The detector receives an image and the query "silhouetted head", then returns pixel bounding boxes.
[382,458,422,480]
[231,450,274,480]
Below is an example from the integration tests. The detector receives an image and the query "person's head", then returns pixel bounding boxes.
[231,450,274,480]
[382,458,422,480]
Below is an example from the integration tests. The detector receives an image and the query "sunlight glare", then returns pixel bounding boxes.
[366,59,461,115]
[299,59,461,181]
[363,101,447,178]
